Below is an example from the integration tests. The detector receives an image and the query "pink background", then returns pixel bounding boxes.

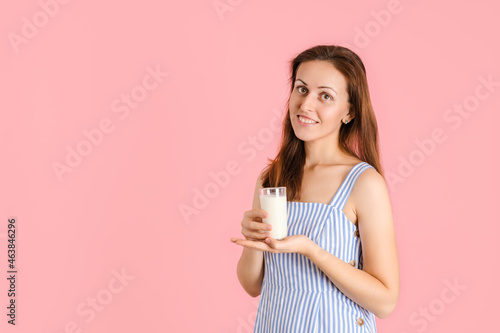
[1,0,499,332]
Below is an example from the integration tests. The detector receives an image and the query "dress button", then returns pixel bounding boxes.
[357,317,365,326]
[348,260,356,266]
[354,229,360,238]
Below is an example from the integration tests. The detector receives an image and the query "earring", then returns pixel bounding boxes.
[344,119,349,124]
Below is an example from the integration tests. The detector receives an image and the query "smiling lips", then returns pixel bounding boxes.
[297,115,319,125]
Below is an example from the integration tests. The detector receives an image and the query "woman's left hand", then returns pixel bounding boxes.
[230,235,314,256]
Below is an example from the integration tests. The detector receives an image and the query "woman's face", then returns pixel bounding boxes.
[289,60,351,143]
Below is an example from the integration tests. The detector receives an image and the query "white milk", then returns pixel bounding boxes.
[260,195,287,240]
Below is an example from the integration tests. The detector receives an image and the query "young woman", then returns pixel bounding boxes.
[230,45,399,332]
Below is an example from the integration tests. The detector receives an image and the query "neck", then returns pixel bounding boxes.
[303,135,347,168]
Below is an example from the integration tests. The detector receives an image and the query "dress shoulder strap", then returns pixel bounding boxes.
[328,162,375,209]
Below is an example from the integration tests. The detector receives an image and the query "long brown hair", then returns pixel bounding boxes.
[261,45,384,201]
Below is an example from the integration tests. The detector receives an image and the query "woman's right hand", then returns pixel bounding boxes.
[241,209,272,241]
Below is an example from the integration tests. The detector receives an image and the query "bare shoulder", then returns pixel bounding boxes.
[354,166,388,195]
[351,166,391,213]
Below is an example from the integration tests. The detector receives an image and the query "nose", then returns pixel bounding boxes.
[300,92,317,112]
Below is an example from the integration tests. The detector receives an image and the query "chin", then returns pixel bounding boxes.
[292,131,316,143]
[291,124,316,140]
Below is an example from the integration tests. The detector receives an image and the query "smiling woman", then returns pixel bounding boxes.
[230,45,399,332]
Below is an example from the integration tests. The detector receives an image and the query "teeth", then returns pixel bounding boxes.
[299,115,317,124]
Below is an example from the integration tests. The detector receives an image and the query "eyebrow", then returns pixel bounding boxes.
[295,79,337,95]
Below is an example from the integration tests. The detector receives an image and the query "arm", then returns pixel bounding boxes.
[303,168,399,318]
[235,173,266,297]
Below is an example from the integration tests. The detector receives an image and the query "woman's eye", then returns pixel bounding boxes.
[321,93,332,101]
[297,86,307,94]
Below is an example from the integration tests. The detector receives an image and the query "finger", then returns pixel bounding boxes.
[231,237,263,243]
[249,221,272,233]
[242,230,271,240]
[233,239,274,252]
[265,237,290,250]
[241,223,271,239]
[243,222,271,237]
[265,237,279,248]
[244,209,268,220]
[232,235,263,243]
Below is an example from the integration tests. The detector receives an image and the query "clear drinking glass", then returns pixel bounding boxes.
[259,187,287,240]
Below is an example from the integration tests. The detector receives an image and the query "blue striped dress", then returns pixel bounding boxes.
[253,162,377,332]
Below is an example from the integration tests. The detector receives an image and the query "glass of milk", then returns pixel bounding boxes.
[259,187,287,240]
